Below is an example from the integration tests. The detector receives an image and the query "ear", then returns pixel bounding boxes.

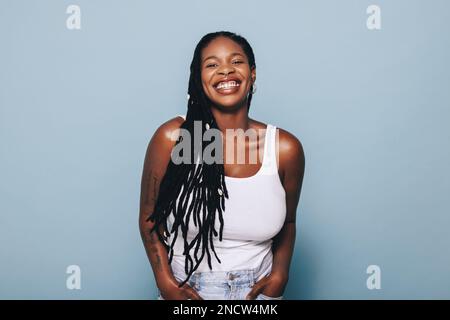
[251,67,256,84]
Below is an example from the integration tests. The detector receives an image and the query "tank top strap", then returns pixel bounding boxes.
[260,124,278,175]
[177,114,186,120]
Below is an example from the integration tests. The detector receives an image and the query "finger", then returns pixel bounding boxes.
[246,285,264,300]
[188,292,203,300]
[186,287,204,300]
[246,277,268,300]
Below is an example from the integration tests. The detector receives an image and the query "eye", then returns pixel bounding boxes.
[206,63,218,68]
[233,60,244,65]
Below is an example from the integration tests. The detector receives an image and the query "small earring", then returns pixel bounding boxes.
[251,83,257,94]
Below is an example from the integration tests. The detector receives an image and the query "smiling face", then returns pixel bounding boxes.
[201,36,256,111]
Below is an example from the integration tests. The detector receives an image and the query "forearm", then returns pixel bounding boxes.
[139,217,177,288]
[270,222,296,281]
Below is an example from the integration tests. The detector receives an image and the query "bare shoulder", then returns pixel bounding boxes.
[276,126,305,180]
[151,115,185,145]
[143,116,185,172]
[277,127,304,159]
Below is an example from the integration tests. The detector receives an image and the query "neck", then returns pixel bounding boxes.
[210,103,251,133]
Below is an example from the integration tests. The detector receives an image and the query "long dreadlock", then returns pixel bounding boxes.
[147,31,256,288]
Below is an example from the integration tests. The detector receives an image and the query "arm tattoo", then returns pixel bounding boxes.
[142,229,158,245]
[143,170,160,209]
[155,253,162,271]
[141,230,163,270]
[152,174,159,204]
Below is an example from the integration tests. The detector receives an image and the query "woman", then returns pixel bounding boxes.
[139,31,305,300]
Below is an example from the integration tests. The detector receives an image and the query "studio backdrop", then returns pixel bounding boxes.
[1,0,449,299]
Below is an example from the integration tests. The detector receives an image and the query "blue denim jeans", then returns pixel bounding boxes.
[156,268,284,300]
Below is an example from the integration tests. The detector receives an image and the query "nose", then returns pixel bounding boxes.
[217,65,235,76]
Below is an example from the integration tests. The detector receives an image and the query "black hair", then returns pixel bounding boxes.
[147,31,256,287]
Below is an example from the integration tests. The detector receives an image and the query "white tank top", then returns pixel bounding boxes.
[167,114,286,281]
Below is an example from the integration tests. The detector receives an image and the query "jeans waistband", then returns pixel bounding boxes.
[195,269,256,287]
[170,250,273,286]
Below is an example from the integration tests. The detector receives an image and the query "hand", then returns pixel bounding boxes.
[158,276,204,300]
[246,272,288,300]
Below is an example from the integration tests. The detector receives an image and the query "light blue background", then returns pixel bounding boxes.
[1,0,449,299]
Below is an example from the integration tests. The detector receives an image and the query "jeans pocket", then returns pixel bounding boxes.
[256,292,283,300]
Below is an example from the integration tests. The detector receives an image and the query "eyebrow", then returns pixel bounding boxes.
[203,52,245,62]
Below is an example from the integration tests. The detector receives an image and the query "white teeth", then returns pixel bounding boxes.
[216,80,240,90]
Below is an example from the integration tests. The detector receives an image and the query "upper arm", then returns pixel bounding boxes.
[278,128,305,224]
[139,117,184,222]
